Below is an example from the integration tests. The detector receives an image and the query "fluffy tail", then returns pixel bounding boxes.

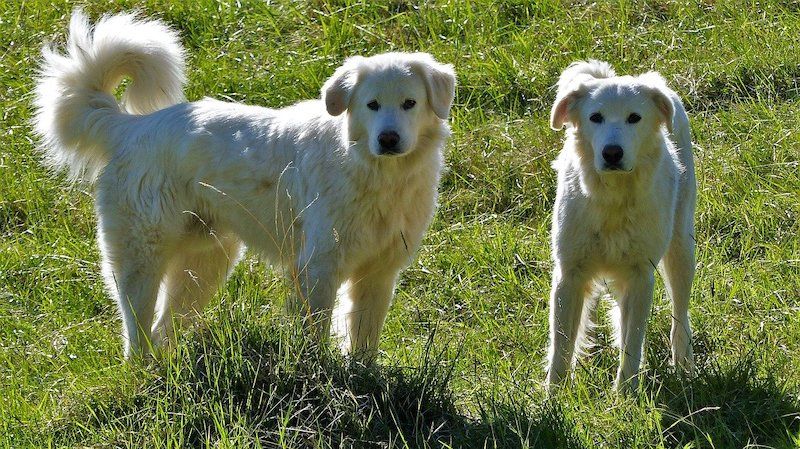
[33,9,186,181]
[556,59,616,97]
[573,292,600,358]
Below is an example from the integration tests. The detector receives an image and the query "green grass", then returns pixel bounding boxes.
[2,0,799,447]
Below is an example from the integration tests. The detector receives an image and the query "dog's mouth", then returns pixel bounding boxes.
[377,147,405,156]
[366,142,410,158]
[600,164,632,173]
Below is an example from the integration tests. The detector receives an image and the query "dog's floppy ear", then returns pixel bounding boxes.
[638,72,675,133]
[650,89,675,133]
[647,87,675,134]
[322,56,364,116]
[550,83,587,130]
[408,53,456,120]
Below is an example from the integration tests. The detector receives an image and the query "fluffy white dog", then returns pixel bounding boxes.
[33,10,455,360]
[546,60,696,392]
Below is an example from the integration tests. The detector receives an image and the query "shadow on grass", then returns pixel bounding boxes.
[46,312,585,448]
[646,340,800,449]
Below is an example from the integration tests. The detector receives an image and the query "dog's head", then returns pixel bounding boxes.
[550,63,675,173]
[322,52,455,158]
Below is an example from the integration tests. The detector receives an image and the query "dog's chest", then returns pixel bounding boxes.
[583,196,671,264]
[555,160,678,268]
[339,172,435,264]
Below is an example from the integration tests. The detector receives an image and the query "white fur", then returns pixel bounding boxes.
[546,60,696,393]
[33,10,455,360]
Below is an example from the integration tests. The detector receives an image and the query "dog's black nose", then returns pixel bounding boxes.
[378,131,400,153]
[602,144,624,165]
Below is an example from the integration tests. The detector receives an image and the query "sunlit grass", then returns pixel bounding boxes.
[1,1,798,447]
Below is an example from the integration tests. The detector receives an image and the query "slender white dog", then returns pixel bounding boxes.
[546,60,696,392]
[33,10,455,359]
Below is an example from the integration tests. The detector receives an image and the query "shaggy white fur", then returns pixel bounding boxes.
[546,60,696,393]
[33,10,455,360]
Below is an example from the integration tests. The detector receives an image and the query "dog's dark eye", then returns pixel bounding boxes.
[367,100,380,111]
[589,112,604,123]
[627,113,641,124]
[402,99,416,110]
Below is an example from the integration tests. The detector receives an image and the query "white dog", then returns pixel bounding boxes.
[33,10,455,360]
[546,60,696,392]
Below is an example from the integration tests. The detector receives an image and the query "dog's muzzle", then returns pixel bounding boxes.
[602,144,624,170]
[377,131,402,155]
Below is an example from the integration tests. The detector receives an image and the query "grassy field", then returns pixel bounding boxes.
[2,0,799,447]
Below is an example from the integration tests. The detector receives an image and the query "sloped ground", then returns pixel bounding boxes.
[2,1,799,447]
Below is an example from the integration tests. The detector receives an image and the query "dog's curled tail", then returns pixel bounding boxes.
[556,59,616,97]
[33,9,186,181]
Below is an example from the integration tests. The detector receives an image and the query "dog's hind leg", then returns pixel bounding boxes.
[546,268,590,390]
[151,236,243,349]
[99,226,168,360]
[615,269,655,393]
[660,234,695,374]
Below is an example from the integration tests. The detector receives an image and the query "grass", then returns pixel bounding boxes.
[1,0,799,447]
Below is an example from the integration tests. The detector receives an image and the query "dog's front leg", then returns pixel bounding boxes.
[546,267,588,391]
[615,269,655,393]
[291,260,339,340]
[337,268,399,361]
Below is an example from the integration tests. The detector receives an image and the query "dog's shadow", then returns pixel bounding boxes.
[44,316,587,449]
[645,331,800,449]
[39,317,799,448]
